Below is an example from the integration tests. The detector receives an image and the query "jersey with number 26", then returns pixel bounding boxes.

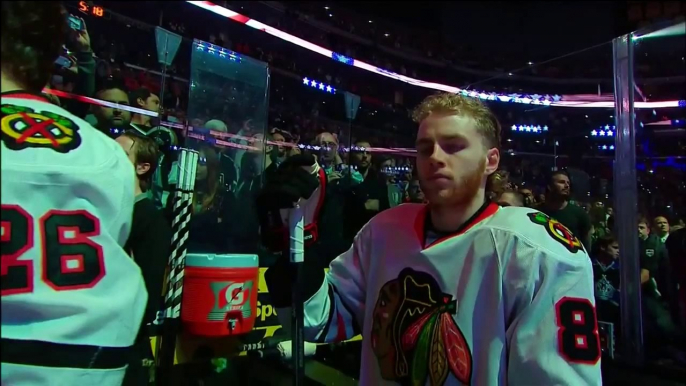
[1,93,147,386]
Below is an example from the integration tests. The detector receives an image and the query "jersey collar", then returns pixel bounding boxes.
[414,200,499,249]
[1,91,49,103]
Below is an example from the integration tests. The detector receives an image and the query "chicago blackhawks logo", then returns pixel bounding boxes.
[371,268,472,385]
[1,104,81,153]
[528,212,583,253]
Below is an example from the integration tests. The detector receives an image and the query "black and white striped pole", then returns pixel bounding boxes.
[289,204,305,386]
[157,148,199,383]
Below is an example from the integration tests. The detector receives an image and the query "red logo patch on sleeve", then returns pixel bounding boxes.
[1,104,81,153]
[528,212,583,253]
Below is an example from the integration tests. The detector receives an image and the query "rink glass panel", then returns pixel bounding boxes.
[184,39,270,257]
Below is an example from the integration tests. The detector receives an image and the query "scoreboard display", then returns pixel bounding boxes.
[77,1,105,18]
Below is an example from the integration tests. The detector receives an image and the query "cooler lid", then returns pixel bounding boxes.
[185,253,258,268]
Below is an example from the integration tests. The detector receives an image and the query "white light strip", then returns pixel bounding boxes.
[187,1,684,109]
[43,88,159,117]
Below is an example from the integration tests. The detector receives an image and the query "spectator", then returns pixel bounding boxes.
[127,87,179,209]
[592,236,621,332]
[406,177,426,204]
[269,127,293,165]
[519,185,536,207]
[638,216,666,292]
[638,216,684,360]
[496,190,524,207]
[128,87,160,131]
[590,206,610,245]
[653,216,670,243]
[233,133,278,253]
[91,83,131,135]
[115,132,171,385]
[183,145,234,253]
[344,139,391,241]
[538,171,592,250]
[665,227,686,328]
[314,131,342,170]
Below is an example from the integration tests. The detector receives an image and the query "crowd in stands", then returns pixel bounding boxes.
[47,0,685,372]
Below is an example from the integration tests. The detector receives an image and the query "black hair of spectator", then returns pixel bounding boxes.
[497,190,524,207]
[638,215,649,226]
[594,235,617,256]
[652,214,671,224]
[547,170,570,185]
[129,87,152,108]
[96,78,129,98]
[120,131,160,193]
[1,1,68,92]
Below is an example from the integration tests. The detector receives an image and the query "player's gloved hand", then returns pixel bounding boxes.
[257,154,320,209]
[256,154,324,251]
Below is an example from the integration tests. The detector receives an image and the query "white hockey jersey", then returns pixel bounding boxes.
[288,201,601,385]
[1,92,148,386]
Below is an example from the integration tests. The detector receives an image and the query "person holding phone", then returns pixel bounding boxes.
[48,13,96,118]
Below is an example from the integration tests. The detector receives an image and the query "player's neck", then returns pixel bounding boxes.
[131,114,151,127]
[429,190,486,232]
[0,72,25,93]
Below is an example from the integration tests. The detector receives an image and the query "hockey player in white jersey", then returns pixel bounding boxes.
[1,2,147,385]
[259,93,602,385]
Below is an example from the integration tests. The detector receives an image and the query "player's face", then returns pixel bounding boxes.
[95,89,131,129]
[416,113,498,207]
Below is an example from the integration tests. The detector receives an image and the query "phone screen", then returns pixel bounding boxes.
[68,15,83,31]
[54,56,72,68]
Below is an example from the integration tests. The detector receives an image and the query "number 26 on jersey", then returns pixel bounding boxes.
[1,204,105,296]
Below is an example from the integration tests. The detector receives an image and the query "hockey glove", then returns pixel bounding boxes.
[257,154,325,251]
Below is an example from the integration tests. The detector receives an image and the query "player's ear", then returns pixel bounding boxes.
[136,162,151,176]
[485,148,500,175]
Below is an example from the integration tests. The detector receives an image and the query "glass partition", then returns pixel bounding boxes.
[468,39,621,361]
[626,19,686,370]
[184,38,269,256]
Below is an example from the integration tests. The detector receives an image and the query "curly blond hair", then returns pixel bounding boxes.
[412,93,501,149]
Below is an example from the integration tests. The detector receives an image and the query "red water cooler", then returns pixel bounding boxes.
[181,253,259,337]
